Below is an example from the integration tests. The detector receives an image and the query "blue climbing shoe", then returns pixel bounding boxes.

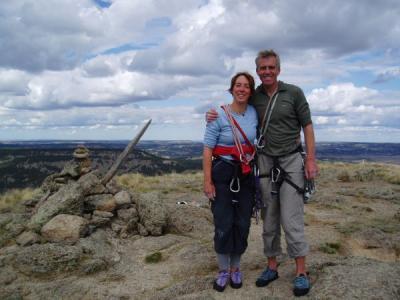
[293,273,310,296]
[255,267,279,287]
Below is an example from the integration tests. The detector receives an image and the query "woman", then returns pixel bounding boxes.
[203,72,257,292]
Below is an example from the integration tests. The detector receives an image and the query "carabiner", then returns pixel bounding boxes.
[271,168,281,183]
[230,177,240,193]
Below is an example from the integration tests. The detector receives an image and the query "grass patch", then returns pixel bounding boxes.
[145,251,163,263]
[336,217,400,236]
[319,242,341,254]
[0,188,40,211]
[116,172,203,194]
[324,162,400,185]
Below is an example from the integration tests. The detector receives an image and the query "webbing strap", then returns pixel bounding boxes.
[256,92,279,149]
[269,156,304,194]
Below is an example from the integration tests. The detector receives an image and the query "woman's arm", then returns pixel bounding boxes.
[203,146,216,200]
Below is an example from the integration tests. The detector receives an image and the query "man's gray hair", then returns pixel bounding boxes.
[255,49,281,70]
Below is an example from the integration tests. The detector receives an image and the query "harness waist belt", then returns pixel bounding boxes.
[213,144,255,175]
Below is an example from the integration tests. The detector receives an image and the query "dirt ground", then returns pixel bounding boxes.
[1,163,399,299]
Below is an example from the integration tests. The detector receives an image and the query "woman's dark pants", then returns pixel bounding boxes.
[211,159,255,254]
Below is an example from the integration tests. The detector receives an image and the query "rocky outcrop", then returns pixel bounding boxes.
[13,243,84,277]
[28,181,85,232]
[136,192,168,236]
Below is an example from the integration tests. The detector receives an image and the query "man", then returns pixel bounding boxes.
[206,49,318,297]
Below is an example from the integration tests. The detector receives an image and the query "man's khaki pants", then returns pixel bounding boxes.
[257,151,309,258]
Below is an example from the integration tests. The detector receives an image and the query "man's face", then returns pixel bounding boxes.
[256,56,280,88]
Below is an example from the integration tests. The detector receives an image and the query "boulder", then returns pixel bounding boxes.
[41,214,88,244]
[105,179,121,195]
[136,192,168,236]
[114,190,132,207]
[166,204,213,237]
[85,194,116,212]
[78,172,105,196]
[16,231,41,246]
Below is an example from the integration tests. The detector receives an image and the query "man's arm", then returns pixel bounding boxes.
[206,108,219,123]
[303,123,319,179]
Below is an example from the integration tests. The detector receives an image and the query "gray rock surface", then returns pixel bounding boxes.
[41,214,88,244]
[137,192,168,236]
[311,257,400,299]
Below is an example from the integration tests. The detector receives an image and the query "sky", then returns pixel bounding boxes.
[0,0,399,142]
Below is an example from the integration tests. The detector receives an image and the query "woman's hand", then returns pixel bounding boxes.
[204,180,216,200]
[203,147,215,200]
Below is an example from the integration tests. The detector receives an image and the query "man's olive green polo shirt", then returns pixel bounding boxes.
[249,81,312,156]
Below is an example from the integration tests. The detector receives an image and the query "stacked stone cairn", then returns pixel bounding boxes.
[16,145,167,247]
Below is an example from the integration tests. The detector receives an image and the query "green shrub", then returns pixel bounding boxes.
[319,242,341,254]
[145,252,162,263]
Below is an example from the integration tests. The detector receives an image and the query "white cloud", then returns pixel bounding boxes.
[0,0,400,141]
[308,83,400,129]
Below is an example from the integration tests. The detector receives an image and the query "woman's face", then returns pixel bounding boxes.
[232,75,251,104]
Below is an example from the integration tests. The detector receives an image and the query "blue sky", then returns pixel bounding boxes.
[0,0,399,142]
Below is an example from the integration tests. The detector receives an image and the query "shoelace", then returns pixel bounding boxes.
[217,272,230,285]
[261,268,276,278]
[231,271,242,283]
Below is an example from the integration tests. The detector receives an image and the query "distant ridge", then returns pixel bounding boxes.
[1,141,399,162]
[1,141,399,192]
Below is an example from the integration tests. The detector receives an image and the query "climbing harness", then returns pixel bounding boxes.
[212,105,256,193]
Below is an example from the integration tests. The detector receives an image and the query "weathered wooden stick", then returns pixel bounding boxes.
[101,119,152,185]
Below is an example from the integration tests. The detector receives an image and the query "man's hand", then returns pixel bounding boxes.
[206,108,219,123]
[204,180,216,200]
[304,157,319,179]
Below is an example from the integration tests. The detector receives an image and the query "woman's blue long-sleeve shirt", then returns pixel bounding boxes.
[203,105,258,160]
